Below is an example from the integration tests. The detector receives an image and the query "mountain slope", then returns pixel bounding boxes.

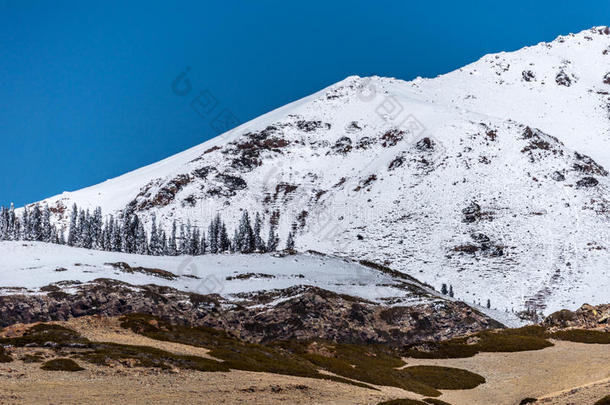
[32,27,610,316]
[0,241,508,342]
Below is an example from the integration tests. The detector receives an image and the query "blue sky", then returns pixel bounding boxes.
[1,1,608,207]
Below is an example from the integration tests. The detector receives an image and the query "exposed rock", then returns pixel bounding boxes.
[331,137,353,155]
[0,280,503,346]
[551,171,566,181]
[555,70,572,87]
[522,70,536,82]
[295,120,330,132]
[380,129,405,147]
[573,152,608,176]
[576,177,599,188]
[462,201,482,223]
[544,304,610,331]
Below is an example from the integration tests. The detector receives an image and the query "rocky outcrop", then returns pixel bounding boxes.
[0,280,503,346]
[543,303,610,331]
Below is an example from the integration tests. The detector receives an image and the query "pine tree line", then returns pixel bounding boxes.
[0,203,293,256]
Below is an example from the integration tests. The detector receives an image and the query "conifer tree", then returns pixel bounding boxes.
[41,204,52,242]
[253,212,265,252]
[285,230,295,251]
[168,220,178,256]
[67,204,78,246]
[266,219,278,252]
[149,213,161,255]
[219,222,230,252]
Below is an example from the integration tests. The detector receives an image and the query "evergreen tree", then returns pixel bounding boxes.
[199,230,207,255]
[149,213,161,255]
[112,217,122,252]
[449,285,454,298]
[236,210,255,253]
[67,204,78,246]
[91,207,103,249]
[441,283,448,295]
[135,219,148,255]
[121,213,134,253]
[160,230,168,255]
[168,220,177,256]
[21,206,29,240]
[208,215,219,254]
[253,212,265,252]
[179,223,186,254]
[80,209,93,249]
[266,219,278,252]
[285,230,295,251]
[41,204,52,242]
[219,222,230,252]
[29,205,43,241]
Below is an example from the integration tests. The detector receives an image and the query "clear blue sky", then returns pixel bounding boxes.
[1,1,608,207]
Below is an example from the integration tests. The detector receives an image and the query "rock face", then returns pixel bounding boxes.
[543,303,610,331]
[0,280,502,346]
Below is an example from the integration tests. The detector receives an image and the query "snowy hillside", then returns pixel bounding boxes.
[0,241,439,306]
[0,241,513,341]
[24,26,610,316]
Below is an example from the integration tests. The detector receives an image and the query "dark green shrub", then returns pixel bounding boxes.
[401,366,485,390]
[423,399,453,405]
[41,358,85,372]
[378,400,428,405]
[404,326,552,359]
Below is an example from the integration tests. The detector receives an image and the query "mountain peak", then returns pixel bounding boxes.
[28,28,610,317]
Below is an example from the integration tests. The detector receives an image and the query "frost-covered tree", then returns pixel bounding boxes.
[285,230,295,251]
[168,220,178,256]
[149,213,161,256]
[253,212,265,252]
[236,210,255,253]
[67,204,79,246]
[208,215,219,254]
[41,204,52,242]
[266,219,278,252]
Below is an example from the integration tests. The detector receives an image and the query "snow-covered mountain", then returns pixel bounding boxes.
[33,26,610,316]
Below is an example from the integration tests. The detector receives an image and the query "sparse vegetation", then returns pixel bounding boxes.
[20,353,44,363]
[41,358,85,372]
[78,342,229,372]
[549,329,610,344]
[119,314,486,396]
[404,326,553,359]
[0,324,88,347]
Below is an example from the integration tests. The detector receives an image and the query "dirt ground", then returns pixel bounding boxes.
[0,361,414,405]
[0,316,415,405]
[402,340,610,405]
[0,317,608,405]
[536,379,610,404]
